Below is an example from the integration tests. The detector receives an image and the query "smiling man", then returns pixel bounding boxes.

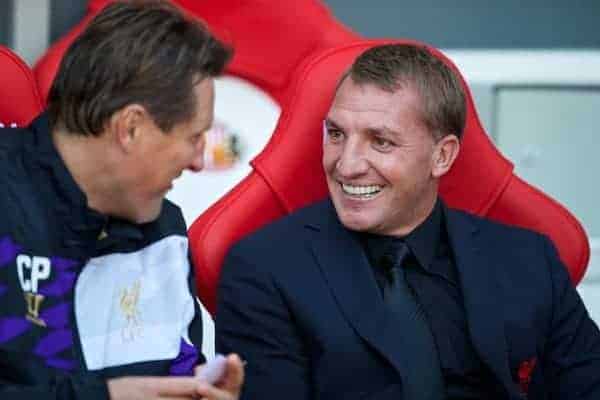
[0,2,244,400]
[322,75,458,237]
[216,44,600,399]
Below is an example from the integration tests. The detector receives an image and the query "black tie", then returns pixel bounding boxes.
[381,240,444,400]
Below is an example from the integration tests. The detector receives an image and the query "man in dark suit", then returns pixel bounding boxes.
[216,44,600,399]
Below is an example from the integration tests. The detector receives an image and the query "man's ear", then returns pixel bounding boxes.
[431,134,460,178]
[110,104,147,153]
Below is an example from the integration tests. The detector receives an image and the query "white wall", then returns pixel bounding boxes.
[11,0,49,65]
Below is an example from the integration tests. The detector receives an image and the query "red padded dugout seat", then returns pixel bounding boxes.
[188,39,589,314]
[0,46,43,126]
[33,0,358,104]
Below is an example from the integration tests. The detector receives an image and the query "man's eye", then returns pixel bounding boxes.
[373,136,394,151]
[327,128,344,141]
[191,133,204,144]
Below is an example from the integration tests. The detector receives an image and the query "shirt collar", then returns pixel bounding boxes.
[360,198,443,272]
[404,198,443,272]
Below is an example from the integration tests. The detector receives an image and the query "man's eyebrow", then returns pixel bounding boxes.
[325,118,400,137]
[324,118,341,129]
[366,125,400,138]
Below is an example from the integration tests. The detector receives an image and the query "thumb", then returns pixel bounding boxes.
[219,354,245,394]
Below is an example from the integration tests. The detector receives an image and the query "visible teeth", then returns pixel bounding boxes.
[341,183,382,196]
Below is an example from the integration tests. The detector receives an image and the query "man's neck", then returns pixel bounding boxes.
[51,128,118,215]
[385,190,439,238]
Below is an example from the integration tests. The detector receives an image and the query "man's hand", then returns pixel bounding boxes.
[107,376,203,400]
[195,353,245,399]
[107,355,244,400]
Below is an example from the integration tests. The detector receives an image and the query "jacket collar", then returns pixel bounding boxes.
[305,199,424,383]
[444,206,520,398]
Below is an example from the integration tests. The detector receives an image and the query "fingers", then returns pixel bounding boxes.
[195,382,236,400]
[148,376,206,397]
[140,353,244,400]
[219,354,244,394]
[108,376,206,400]
[194,354,244,392]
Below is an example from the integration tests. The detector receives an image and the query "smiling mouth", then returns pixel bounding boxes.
[339,182,383,199]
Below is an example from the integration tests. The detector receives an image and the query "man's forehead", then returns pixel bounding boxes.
[333,78,405,106]
[328,82,404,119]
[326,79,429,136]
[191,78,215,125]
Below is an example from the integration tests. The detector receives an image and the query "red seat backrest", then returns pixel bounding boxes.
[33,0,359,105]
[189,39,589,314]
[0,46,43,126]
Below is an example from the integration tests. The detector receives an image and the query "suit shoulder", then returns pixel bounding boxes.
[447,208,560,291]
[448,207,546,243]
[231,200,328,254]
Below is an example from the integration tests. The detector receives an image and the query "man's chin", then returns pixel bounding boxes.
[129,202,163,224]
[335,208,376,233]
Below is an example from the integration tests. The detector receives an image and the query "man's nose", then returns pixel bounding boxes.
[187,145,205,173]
[336,141,369,177]
[186,133,209,173]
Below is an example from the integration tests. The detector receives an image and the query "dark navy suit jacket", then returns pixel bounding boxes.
[216,200,600,399]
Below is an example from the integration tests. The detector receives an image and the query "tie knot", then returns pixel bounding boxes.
[381,240,410,271]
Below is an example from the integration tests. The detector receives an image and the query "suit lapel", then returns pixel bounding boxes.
[305,201,412,381]
[445,208,520,398]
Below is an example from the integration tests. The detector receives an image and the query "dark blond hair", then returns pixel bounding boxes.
[346,44,466,140]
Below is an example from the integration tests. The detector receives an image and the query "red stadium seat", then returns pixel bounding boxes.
[33,0,358,104]
[188,39,589,314]
[0,46,43,126]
